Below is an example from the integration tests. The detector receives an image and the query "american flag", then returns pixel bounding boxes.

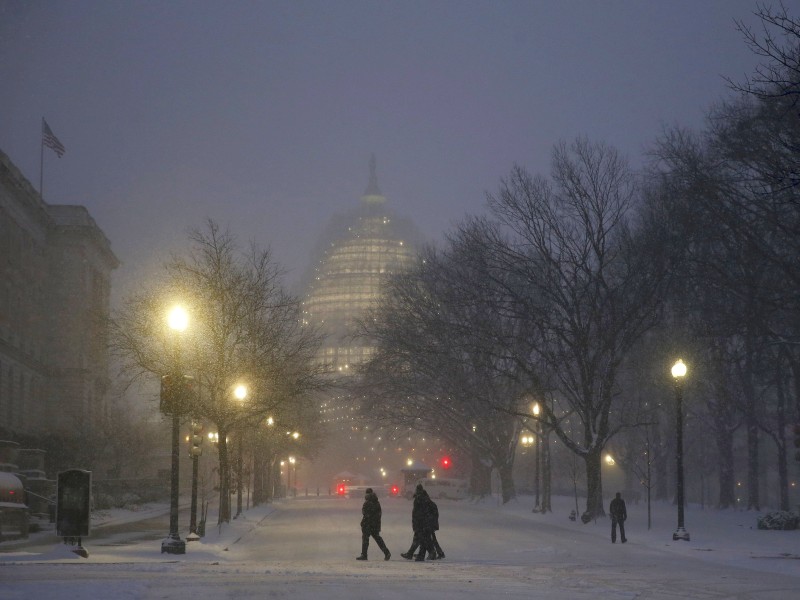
[42,119,65,157]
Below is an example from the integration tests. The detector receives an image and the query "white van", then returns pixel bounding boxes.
[416,478,469,500]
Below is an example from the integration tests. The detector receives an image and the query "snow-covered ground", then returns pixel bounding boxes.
[1,493,798,599]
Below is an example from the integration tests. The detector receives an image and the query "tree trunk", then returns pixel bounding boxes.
[265,456,274,502]
[584,447,605,519]
[742,341,760,511]
[217,425,230,523]
[716,424,736,509]
[252,452,263,507]
[653,423,669,501]
[540,430,552,513]
[235,436,243,517]
[746,416,760,511]
[470,453,492,498]
[497,460,516,504]
[776,354,790,511]
[271,457,281,499]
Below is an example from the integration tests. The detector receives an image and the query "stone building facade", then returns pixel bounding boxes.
[0,149,118,439]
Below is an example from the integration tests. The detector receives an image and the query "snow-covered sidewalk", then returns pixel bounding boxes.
[2,493,798,574]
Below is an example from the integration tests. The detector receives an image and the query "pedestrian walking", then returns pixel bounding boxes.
[401,484,435,561]
[609,491,627,543]
[427,497,445,560]
[357,488,391,561]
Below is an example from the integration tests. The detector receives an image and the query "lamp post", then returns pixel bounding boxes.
[520,434,533,495]
[264,417,275,502]
[288,456,296,497]
[234,384,247,518]
[207,431,219,505]
[532,403,541,512]
[162,305,188,555]
[671,359,690,542]
[187,419,203,542]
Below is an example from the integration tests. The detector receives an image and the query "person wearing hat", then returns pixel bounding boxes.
[357,488,391,561]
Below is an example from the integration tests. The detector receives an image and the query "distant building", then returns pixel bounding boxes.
[300,158,457,487]
[0,148,118,439]
[302,156,419,381]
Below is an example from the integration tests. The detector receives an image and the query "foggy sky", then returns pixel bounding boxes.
[0,1,762,299]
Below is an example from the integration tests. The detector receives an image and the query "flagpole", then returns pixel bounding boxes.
[40,117,45,199]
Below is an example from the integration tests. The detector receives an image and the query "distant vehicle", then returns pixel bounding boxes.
[415,478,469,500]
[341,485,385,498]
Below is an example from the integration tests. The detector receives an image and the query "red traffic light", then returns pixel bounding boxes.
[440,456,452,469]
[390,485,400,496]
[337,484,346,495]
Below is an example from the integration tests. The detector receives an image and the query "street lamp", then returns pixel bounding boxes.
[234,384,247,518]
[520,435,533,492]
[532,402,541,512]
[671,359,690,542]
[162,305,188,555]
[187,419,203,542]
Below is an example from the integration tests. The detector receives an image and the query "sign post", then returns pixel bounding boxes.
[56,469,91,557]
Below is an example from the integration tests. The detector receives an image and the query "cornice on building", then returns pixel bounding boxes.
[0,148,120,270]
[47,204,120,270]
[0,149,51,233]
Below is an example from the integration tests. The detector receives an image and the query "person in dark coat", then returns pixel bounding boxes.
[357,488,391,560]
[426,497,445,560]
[401,484,435,561]
[609,491,627,543]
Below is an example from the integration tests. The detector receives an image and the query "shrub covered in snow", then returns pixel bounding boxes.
[756,511,799,530]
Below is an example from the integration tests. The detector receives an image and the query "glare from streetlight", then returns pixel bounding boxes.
[292,431,300,440]
[671,359,687,379]
[605,454,616,466]
[234,384,248,401]
[167,305,189,332]
[266,416,274,426]
[533,403,540,416]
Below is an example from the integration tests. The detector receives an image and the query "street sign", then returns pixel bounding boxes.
[56,469,91,538]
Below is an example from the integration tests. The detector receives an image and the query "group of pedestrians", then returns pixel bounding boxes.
[356,483,445,562]
[400,483,445,561]
[357,483,630,561]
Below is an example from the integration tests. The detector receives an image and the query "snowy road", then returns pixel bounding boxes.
[2,496,799,599]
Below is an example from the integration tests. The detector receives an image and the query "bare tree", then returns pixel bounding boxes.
[356,233,530,503]
[728,2,800,101]
[111,220,324,523]
[654,96,799,509]
[483,138,668,519]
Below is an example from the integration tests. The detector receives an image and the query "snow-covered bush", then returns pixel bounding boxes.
[756,511,799,530]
